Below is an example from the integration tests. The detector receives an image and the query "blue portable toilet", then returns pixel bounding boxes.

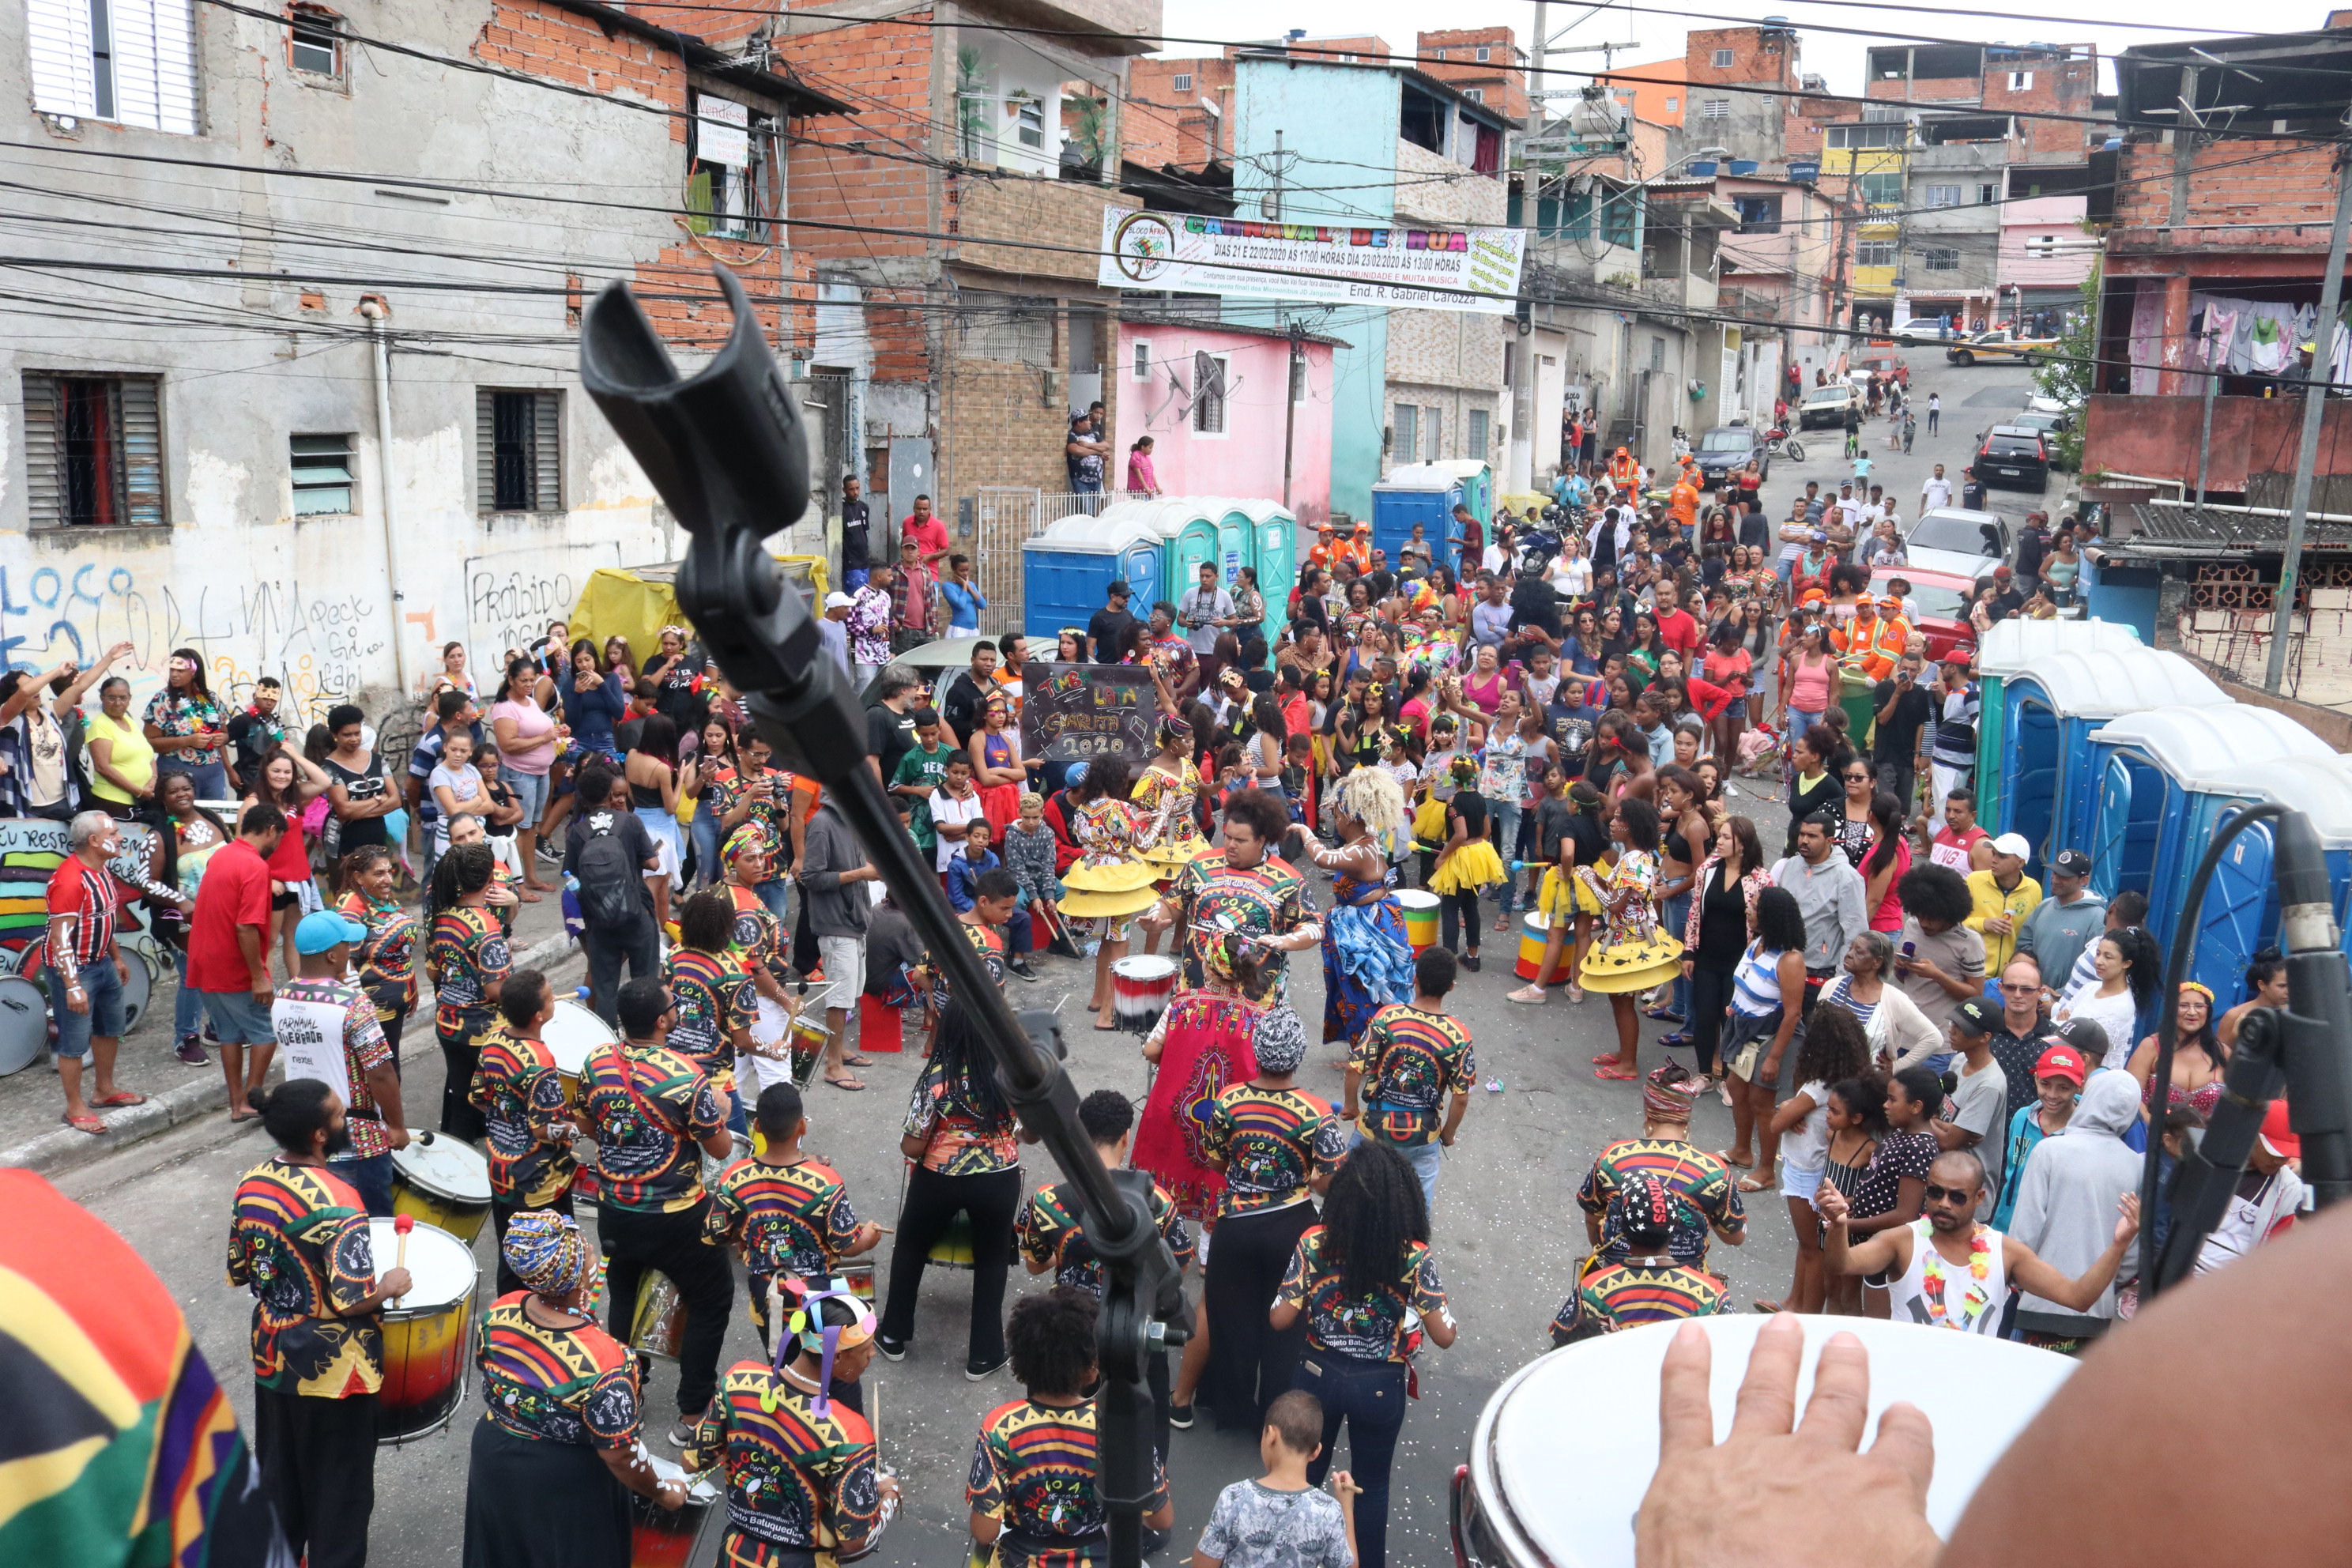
[1972,618,2143,831]
[1370,464,1465,575]
[1238,498,1298,646]
[2079,704,2336,942]
[2179,755,2352,1004]
[1020,516,1162,644]
[1996,647,2226,880]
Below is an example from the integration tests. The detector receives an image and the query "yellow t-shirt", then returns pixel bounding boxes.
[83,710,156,804]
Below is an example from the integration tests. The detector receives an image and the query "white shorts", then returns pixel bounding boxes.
[1782,1164,1826,1203]
[816,936,865,1016]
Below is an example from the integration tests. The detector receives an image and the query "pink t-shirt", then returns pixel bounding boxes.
[490,698,556,776]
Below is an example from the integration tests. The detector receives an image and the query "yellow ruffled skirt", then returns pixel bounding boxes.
[1536,865,1603,919]
[1063,856,1162,894]
[1427,839,1506,895]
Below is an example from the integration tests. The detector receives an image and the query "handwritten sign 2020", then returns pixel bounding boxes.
[1020,663,1156,764]
[463,542,621,673]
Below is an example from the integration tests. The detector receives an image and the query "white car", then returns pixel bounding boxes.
[2026,394,2070,415]
[1903,507,2011,579]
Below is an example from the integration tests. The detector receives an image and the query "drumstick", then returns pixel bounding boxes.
[392,1213,413,1305]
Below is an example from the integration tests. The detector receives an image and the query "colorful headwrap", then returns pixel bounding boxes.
[1642,1061,1701,1122]
[767,1275,877,1418]
[1159,710,1193,746]
[1253,1006,1308,1075]
[503,1209,593,1299]
[725,821,777,865]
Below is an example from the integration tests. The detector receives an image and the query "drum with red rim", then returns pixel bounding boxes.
[1109,955,1179,1035]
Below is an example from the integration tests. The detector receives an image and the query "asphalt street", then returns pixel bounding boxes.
[58,353,2060,1568]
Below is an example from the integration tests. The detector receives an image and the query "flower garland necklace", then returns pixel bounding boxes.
[1917,1223,1993,1331]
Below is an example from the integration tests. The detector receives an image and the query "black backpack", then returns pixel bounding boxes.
[574,812,643,927]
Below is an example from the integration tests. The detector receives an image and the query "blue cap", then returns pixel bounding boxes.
[295,910,368,956]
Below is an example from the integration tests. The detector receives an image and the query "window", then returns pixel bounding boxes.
[1133,341,1152,381]
[1011,92,1044,149]
[25,0,198,132]
[20,372,164,528]
[2007,70,2032,91]
[1393,404,1419,464]
[1826,123,1905,149]
[1191,352,1227,434]
[1464,89,1483,104]
[1171,71,1192,92]
[290,434,355,515]
[1921,247,1959,271]
[288,5,341,78]
[1434,48,1446,60]
[1664,96,1679,112]
[1702,98,1730,119]
[1858,171,1904,208]
[1923,184,1962,208]
[1977,183,1998,205]
[1856,239,1897,266]
[1476,45,1491,62]
[477,390,561,512]
[1468,408,1490,456]
[688,92,775,240]
[1424,406,1442,458]
[1733,194,1782,232]
[1649,337,1666,371]
[1713,47,1735,67]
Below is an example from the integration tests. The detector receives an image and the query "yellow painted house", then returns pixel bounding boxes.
[1819,120,1910,323]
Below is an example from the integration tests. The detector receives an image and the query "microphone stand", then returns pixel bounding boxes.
[579,266,1185,1568]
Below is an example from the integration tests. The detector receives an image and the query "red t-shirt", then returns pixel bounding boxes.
[44,858,124,967]
[262,813,309,882]
[187,838,273,992]
[903,514,948,563]
[1657,608,1705,662]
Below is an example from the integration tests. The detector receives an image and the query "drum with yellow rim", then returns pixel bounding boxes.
[543,997,616,1109]
[1396,889,1440,953]
[371,1216,477,1446]
[1514,912,1558,980]
[389,1133,492,1243]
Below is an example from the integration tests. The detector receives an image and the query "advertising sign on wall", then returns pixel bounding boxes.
[1099,210,1527,315]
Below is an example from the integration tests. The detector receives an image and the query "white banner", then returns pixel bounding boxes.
[1099,209,1526,315]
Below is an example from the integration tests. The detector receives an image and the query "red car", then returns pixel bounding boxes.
[1873,566,1979,665]
[1852,352,1911,387]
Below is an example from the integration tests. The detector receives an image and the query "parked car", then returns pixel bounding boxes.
[2009,409,2073,436]
[1894,315,1958,345]
[1849,352,1911,388]
[1903,507,2012,578]
[1873,567,1979,665]
[1969,425,2054,491]
[1690,424,1769,488]
[1797,383,1861,429]
[2025,394,2071,415]
[1945,328,2061,366]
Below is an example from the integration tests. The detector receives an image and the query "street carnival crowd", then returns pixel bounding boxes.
[0,447,2316,1568]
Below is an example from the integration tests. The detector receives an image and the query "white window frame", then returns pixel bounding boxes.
[1702,98,1730,120]
[1713,47,1735,67]
[290,433,357,516]
[26,0,199,133]
[1921,247,1960,272]
[288,4,342,80]
[1464,88,1483,104]
[2008,70,2032,90]
[1171,71,1192,92]
[1132,341,1152,381]
[1476,45,1491,62]
[1190,352,1229,439]
[1923,184,1962,208]
[1856,239,1897,267]
[1468,407,1490,457]
[1977,183,1998,205]
[1664,96,1679,112]
[1393,404,1419,465]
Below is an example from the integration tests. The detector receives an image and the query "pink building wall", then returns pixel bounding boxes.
[1112,322,1337,523]
[1999,195,2094,290]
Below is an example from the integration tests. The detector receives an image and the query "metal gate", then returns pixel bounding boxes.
[963,488,1114,635]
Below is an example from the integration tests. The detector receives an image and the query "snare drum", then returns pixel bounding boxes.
[0,974,47,1076]
[544,997,617,1108]
[117,948,154,1035]
[390,1134,492,1243]
[1514,912,1556,980]
[371,1216,477,1445]
[929,1212,977,1269]
[631,1270,688,1363]
[630,1454,722,1568]
[1396,889,1440,954]
[1109,955,1179,1035]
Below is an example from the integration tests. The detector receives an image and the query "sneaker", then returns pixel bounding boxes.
[1461,953,1481,973]
[1167,1401,1196,1430]
[875,1335,907,1363]
[174,1036,208,1066]
[665,1420,697,1447]
[1506,985,1548,1005]
[1007,960,1040,983]
[965,1352,1009,1381]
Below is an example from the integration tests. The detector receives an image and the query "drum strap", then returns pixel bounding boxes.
[614,1050,684,1137]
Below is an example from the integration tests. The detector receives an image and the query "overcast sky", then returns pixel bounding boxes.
[1156,0,2319,101]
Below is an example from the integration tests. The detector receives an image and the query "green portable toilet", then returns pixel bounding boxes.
[1432,459,1494,531]
[1170,509,1219,605]
[1214,499,1254,591]
[1099,498,1216,607]
[1241,498,1297,646]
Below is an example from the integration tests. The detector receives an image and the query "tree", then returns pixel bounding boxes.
[2035,261,2099,472]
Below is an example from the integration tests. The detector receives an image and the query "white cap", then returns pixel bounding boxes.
[824,591,854,610]
[1991,832,2032,858]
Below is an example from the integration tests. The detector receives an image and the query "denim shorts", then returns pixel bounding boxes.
[202,987,276,1046]
[46,959,123,1057]
[501,767,550,820]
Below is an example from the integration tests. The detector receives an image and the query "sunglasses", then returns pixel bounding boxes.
[1923,1183,1978,1205]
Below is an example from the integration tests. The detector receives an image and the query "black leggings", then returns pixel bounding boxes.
[438,1027,488,1141]
[878,1163,1023,1366]
[1204,1200,1317,1431]
[1688,963,1737,1076]
[1436,888,1483,953]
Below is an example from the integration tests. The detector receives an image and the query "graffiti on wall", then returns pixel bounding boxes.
[464,542,620,676]
[0,816,160,976]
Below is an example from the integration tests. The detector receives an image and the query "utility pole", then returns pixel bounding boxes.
[2193,322,2220,509]
[2266,140,2352,694]
[1271,130,1283,222]
[1283,321,1305,509]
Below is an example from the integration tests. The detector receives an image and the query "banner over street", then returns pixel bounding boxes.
[1098,210,1527,315]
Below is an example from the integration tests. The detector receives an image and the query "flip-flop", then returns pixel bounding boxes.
[1592,1053,1625,1066]
[1592,1065,1639,1081]
[1093,1019,1121,1032]
[1753,1298,1785,1314]
[842,1055,875,1068]
[824,1076,866,1092]
[89,1090,146,1108]
[1713,1148,1755,1168]
[1737,1173,1777,1193]
[62,1112,104,1134]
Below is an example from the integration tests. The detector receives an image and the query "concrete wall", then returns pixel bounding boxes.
[1999,196,2093,291]
[0,0,834,728]
[1113,325,1334,520]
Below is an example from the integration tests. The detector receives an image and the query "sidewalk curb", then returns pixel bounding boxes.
[0,930,579,1182]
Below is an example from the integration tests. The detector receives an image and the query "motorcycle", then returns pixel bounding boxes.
[1763,424,1806,462]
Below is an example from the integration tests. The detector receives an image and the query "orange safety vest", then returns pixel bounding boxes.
[1839,616,1895,680]
[1608,454,1639,488]
[1872,615,1912,672]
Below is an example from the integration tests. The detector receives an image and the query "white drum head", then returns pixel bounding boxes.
[1109,956,1178,981]
[0,975,47,1076]
[368,1216,478,1311]
[1478,1315,2074,1568]
[544,998,617,1077]
[1395,889,1439,910]
[390,1135,492,1204]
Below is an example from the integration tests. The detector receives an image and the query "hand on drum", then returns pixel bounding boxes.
[1634,1317,1939,1568]
[655,1477,691,1513]
[376,1266,414,1302]
[386,1125,413,1152]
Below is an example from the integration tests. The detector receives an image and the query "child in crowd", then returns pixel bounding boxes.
[1193,1389,1359,1568]
[1001,792,1075,959]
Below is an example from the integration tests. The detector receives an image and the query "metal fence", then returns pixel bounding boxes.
[962,488,1114,634]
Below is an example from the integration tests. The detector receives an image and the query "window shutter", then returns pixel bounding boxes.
[476,390,497,510]
[119,375,164,526]
[24,0,97,117]
[20,374,64,530]
[532,390,561,511]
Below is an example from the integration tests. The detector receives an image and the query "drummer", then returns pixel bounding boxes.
[427,842,510,1141]
[663,888,758,1121]
[468,968,579,1296]
[335,845,418,1070]
[704,1081,884,1385]
[1550,1172,1725,1344]
[272,909,409,1218]
[578,977,737,1446]
[1144,788,1321,1006]
[718,822,796,1006]
[681,1279,898,1565]
[227,1079,413,1568]
[463,1211,689,1568]
[1578,1061,1747,1272]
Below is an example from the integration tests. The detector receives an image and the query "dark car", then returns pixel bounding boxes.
[1690,424,1768,488]
[1969,425,2052,492]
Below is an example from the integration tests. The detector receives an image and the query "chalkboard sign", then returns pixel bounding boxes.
[1020,662,1155,764]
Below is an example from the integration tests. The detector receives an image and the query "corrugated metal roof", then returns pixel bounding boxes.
[2114,501,2352,555]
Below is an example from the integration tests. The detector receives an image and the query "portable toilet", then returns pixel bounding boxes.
[1430,458,1494,530]
[1972,618,2143,827]
[1020,516,1163,643]
[2177,754,2352,1003]
[1996,647,2226,880]
[1370,465,1465,575]
[1238,498,1298,645]
[1212,499,1255,592]
[2080,704,2336,940]
[1096,497,1217,605]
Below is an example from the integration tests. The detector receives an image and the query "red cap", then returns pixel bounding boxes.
[2034,1044,2086,1085]
[2261,1097,2301,1159]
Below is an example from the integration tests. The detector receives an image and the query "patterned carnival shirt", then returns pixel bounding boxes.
[477,1295,643,1448]
[968,1397,1169,1568]
[278,976,397,1162]
[338,888,418,1023]
[703,1155,863,1332]
[1204,1084,1348,1220]
[1171,853,1317,1004]
[1551,1259,1727,1344]
[429,906,511,1046]
[469,1027,577,1208]
[225,1157,383,1396]
[1276,1227,1449,1363]
[1351,1004,1476,1148]
[665,944,757,1096]
[684,1363,886,1565]
[1577,1137,1747,1270]
[579,1042,727,1213]
[1016,1178,1194,1300]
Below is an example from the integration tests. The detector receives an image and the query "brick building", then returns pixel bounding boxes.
[1672,24,1806,171]
[1419,28,1529,125]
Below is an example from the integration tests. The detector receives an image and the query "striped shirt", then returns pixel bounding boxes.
[1016,1179,1194,1300]
[1730,940,1789,1017]
[1205,1084,1348,1219]
[1555,1260,1727,1343]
